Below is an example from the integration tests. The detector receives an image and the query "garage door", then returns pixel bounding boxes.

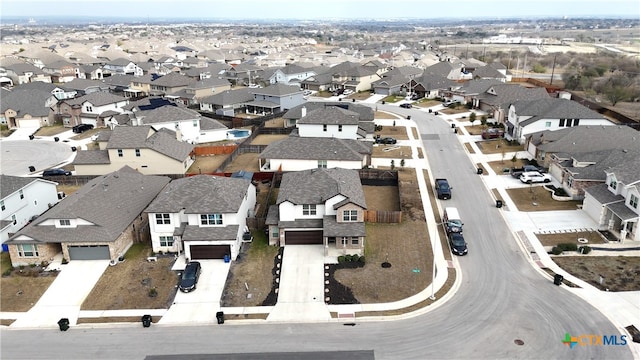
[17,119,41,128]
[285,230,323,245]
[190,244,230,260]
[68,245,110,260]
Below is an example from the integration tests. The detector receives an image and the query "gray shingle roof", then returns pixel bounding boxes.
[146,175,251,214]
[0,89,52,117]
[105,126,194,161]
[259,137,371,161]
[9,166,170,244]
[297,106,360,125]
[72,149,111,165]
[134,105,201,125]
[251,83,302,96]
[199,117,227,131]
[1,175,50,199]
[284,102,374,122]
[603,149,640,185]
[323,215,366,237]
[584,183,622,204]
[277,168,366,209]
[151,72,195,87]
[65,91,128,107]
[530,126,640,155]
[477,83,549,108]
[516,98,605,127]
[200,88,255,106]
[182,224,239,241]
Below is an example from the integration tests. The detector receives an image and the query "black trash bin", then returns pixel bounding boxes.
[58,318,70,331]
[477,168,483,175]
[429,109,432,113]
[381,101,385,105]
[352,98,356,103]
[71,146,77,152]
[216,311,224,324]
[28,165,36,172]
[451,124,455,128]
[141,314,152,327]
[406,115,411,120]
[29,134,35,140]
[454,128,458,134]
[496,200,503,208]
[54,137,59,142]
[553,274,563,286]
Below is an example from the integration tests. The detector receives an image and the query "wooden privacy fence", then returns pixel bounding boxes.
[364,210,402,223]
[193,144,238,156]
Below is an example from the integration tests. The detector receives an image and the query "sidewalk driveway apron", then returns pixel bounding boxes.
[267,245,331,322]
[11,260,109,328]
[158,260,230,325]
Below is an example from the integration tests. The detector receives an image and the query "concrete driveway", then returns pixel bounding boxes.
[267,245,331,322]
[11,260,109,328]
[158,260,230,325]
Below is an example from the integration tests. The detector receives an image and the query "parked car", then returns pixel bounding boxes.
[179,261,201,293]
[443,207,463,234]
[342,89,354,95]
[332,89,344,96]
[72,124,94,133]
[481,128,505,139]
[399,103,412,109]
[435,178,452,200]
[510,165,545,178]
[519,171,552,184]
[448,232,468,256]
[42,168,71,176]
[376,137,397,144]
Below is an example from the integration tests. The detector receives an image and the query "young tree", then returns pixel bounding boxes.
[390,160,395,170]
[400,159,405,169]
[469,112,477,126]
[480,115,488,128]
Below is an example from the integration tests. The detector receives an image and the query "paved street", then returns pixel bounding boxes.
[0,139,76,176]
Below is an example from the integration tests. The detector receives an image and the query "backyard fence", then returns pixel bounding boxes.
[364,210,403,223]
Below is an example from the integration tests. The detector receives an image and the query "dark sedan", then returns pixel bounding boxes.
[399,103,412,108]
[179,261,201,293]
[376,137,397,144]
[448,233,468,256]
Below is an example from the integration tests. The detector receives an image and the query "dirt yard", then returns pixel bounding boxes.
[552,256,640,291]
[475,139,525,155]
[375,111,399,119]
[503,187,583,211]
[536,231,606,246]
[376,124,409,139]
[223,153,261,172]
[486,159,529,175]
[81,244,177,310]
[250,134,289,145]
[372,145,413,159]
[0,262,57,312]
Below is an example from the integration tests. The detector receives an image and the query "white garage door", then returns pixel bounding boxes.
[17,119,41,128]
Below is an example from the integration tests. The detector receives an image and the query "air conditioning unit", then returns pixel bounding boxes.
[57,191,66,200]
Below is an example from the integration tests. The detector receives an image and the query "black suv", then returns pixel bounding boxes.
[179,261,201,293]
[42,168,72,176]
[376,137,397,144]
[72,124,94,133]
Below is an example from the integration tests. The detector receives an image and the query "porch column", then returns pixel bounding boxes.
[620,220,628,243]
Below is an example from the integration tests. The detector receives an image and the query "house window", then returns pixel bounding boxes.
[559,119,565,127]
[567,176,573,188]
[174,122,179,130]
[318,160,327,168]
[323,124,327,132]
[1,200,4,211]
[155,213,170,225]
[159,236,174,247]
[338,125,342,132]
[86,105,93,112]
[201,213,223,225]
[352,237,359,245]
[302,204,317,216]
[341,237,349,245]
[343,210,358,222]
[271,227,279,238]
[545,121,551,128]
[630,195,639,209]
[135,148,141,157]
[17,244,39,257]
[193,120,198,127]
[19,190,24,199]
[610,180,617,190]
[11,214,16,225]
[117,149,123,157]
[59,219,71,226]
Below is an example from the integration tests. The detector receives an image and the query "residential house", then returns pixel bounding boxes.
[223,63,261,86]
[1,175,60,250]
[149,72,195,96]
[58,92,129,128]
[525,125,640,169]
[259,137,372,172]
[41,60,78,83]
[77,64,104,80]
[268,64,317,85]
[507,98,615,143]
[171,77,232,106]
[199,88,255,115]
[372,66,423,96]
[102,58,143,77]
[125,74,154,98]
[300,66,334,92]
[265,168,367,255]
[14,81,77,100]
[4,62,52,84]
[63,78,110,95]
[473,83,550,123]
[288,103,375,140]
[423,60,473,81]
[0,89,57,128]
[102,74,137,96]
[410,72,458,99]
[127,104,228,143]
[330,61,381,93]
[246,84,304,115]
[6,166,171,265]
[582,155,640,242]
[72,125,195,175]
[145,175,256,260]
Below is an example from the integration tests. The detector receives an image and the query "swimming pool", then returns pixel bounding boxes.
[227,129,251,138]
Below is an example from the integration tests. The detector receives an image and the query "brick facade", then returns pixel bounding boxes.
[8,243,61,267]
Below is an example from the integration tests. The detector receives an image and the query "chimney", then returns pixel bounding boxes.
[301,106,307,118]
[176,129,182,141]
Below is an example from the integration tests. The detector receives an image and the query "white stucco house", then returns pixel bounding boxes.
[145,175,257,260]
[1,175,60,250]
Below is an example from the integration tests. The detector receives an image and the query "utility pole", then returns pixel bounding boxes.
[550,54,557,86]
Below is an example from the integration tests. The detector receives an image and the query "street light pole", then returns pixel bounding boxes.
[430,224,437,300]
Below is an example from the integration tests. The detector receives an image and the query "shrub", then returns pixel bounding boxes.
[554,188,569,197]
[551,246,563,255]
[337,255,345,263]
[358,256,365,264]
[579,245,592,254]
[350,254,360,263]
[29,263,37,268]
[3,268,12,277]
[558,243,578,252]
[148,288,158,298]
[344,254,352,262]
[61,258,69,264]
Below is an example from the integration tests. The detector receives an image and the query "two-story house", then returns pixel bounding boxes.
[582,155,640,242]
[294,105,375,140]
[102,58,143,77]
[1,88,58,129]
[331,62,381,93]
[1,175,60,251]
[246,84,304,115]
[58,92,129,128]
[73,125,195,175]
[507,98,615,143]
[4,62,52,84]
[145,175,256,260]
[171,77,232,106]
[41,60,79,83]
[265,168,367,255]
[6,166,171,266]
[149,72,195,96]
[199,88,255,115]
[268,64,317,85]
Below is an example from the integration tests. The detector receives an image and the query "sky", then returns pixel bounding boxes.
[1,0,639,20]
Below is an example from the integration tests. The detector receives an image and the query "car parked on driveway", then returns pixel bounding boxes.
[42,168,71,176]
[342,89,354,95]
[481,128,505,139]
[179,261,201,293]
[448,232,468,256]
[519,171,552,184]
[72,124,94,133]
[376,137,397,144]
[510,165,545,178]
[399,103,412,108]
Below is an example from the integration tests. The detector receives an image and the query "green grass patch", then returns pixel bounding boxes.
[248,232,277,256]
[1,252,13,274]
[381,95,405,103]
[124,243,148,260]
